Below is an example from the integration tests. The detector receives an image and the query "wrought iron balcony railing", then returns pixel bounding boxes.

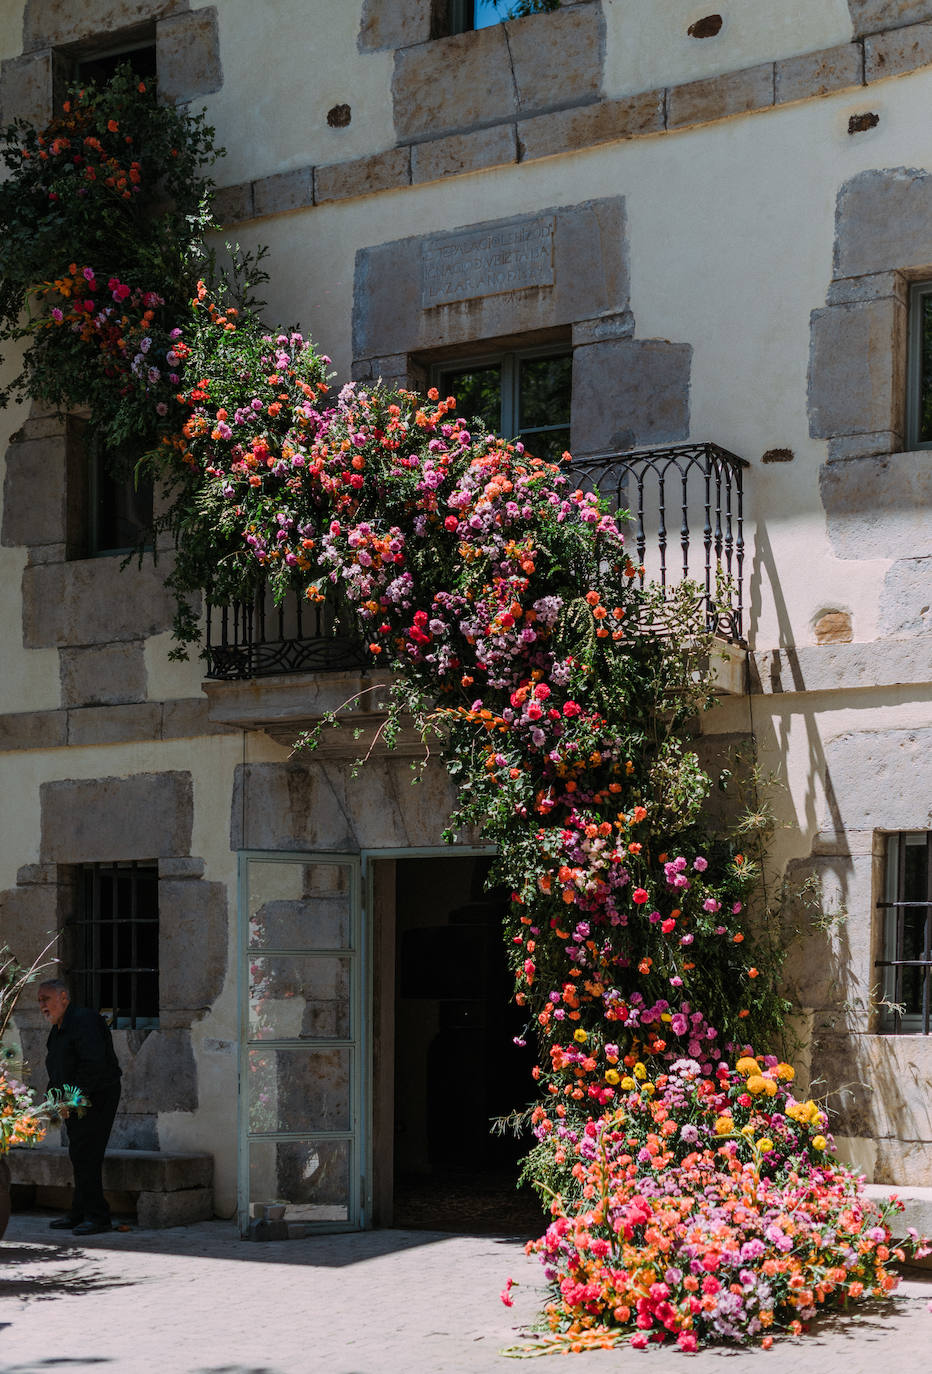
[204,441,747,681]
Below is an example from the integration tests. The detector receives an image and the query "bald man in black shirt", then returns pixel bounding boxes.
[38,979,122,1236]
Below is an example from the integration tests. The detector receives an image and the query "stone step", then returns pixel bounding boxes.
[863,1184,932,1243]
[9,1147,212,1193]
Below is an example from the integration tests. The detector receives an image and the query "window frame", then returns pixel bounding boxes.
[906,280,932,451]
[876,830,932,1033]
[87,442,155,558]
[432,342,573,456]
[68,860,160,1030]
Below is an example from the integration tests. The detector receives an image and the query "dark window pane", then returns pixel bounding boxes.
[94,458,153,555]
[518,354,572,430]
[440,363,502,433]
[921,295,932,443]
[520,426,571,464]
[72,864,159,1025]
[77,45,158,86]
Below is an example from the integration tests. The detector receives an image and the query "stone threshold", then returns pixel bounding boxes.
[213,17,932,227]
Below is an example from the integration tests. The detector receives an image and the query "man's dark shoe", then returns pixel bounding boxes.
[71,1221,113,1236]
[49,1217,81,1230]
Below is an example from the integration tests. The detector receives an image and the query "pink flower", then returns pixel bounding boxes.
[500,1278,515,1307]
[630,1333,648,1350]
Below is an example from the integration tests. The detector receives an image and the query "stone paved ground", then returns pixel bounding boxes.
[2,1213,932,1374]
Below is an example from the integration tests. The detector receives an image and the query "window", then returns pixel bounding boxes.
[907,281,932,449]
[877,831,932,1032]
[74,40,157,87]
[88,443,154,557]
[447,0,560,34]
[68,862,159,1028]
[435,347,572,462]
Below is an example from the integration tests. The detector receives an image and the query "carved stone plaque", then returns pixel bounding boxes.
[420,214,556,307]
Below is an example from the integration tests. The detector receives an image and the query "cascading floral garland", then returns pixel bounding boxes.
[0,73,926,1350]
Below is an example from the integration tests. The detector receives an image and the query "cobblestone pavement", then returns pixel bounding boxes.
[2,1213,932,1374]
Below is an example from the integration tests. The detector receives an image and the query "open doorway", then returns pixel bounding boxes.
[389,855,542,1234]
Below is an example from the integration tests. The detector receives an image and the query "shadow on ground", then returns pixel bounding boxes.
[4,1211,536,1269]
[0,1241,136,1303]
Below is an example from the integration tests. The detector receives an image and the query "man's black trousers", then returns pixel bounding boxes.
[64,1086,121,1225]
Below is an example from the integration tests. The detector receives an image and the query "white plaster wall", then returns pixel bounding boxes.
[604,0,854,98]
[191,0,395,186]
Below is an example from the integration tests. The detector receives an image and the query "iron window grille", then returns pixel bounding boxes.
[68,861,159,1029]
[875,831,932,1033]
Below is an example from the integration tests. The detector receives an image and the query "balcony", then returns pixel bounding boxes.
[203,442,747,703]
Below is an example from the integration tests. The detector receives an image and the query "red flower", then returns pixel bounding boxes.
[633,888,649,905]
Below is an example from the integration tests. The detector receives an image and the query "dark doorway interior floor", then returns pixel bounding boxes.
[393,856,541,1237]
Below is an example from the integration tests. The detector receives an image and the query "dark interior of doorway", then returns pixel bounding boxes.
[392,855,545,1236]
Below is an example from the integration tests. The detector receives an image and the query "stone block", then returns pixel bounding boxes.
[753,640,932,693]
[821,726,932,833]
[834,167,932,281]
[137,1186,213,1228]
[0,50,54,128]
[212,180,254,228]
[0,880,61,970]
[117,1027,198,1114]
[158,856,205,879]
[353,196,628,361]
[411,124,516,184]
[571,310,635,346]
[775,43,863,104]
[39,771,193,864]
[252,166,314,219]
[231,758,479,852]
[109,1114,159,1150]
[808,298,904,440]
[158,878,228,1017]
[827,272,906,306]
[880,556,932,636]
[156,8,222,105]
[571,338,691,454]
[358,0,434,51]
[814,610,853,644]
[66,702,162,746]
[849,1,932,39]
[59,642,147,708]
[314,147,410,204]
[865,18,932,80]
[161,697,237,739]
[392,24,516,142]
[22,0,186,51]
[15,863,57,885]
[812,1031,932,1146]
[666,63,774,130]
[22,555,179,649]
[826,430,900,460]
[26,543,67,565]
[0,709,66,752]
[821,451,932,558]
[517,91,663,161]
[506,2,604,117]
[2,434,68,549]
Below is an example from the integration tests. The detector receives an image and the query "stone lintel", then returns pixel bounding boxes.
[39,771,193,864]
[849,2,932,40]
[314,147,411,205]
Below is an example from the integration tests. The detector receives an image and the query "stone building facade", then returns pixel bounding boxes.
[0,0,930,1225]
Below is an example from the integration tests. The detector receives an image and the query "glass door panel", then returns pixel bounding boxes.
[240,854,362,1232]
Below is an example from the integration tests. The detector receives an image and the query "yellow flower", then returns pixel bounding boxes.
[573,1028,588,1044]
[621,1076,636,1091]
[761,1078,778,1097]
[777,1063,795,1081]
[633,1062,647,1080]
[714,1115,733,1136]
[746,1076,768,1095]
[660,1012,672,1023]
[736,1057,761,1077]
[741,1123,756,1137]
[605,1069,620,1085]
[758,1138,774,1153]
[643,1082,655,1097]
[812,1135,827,1151]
